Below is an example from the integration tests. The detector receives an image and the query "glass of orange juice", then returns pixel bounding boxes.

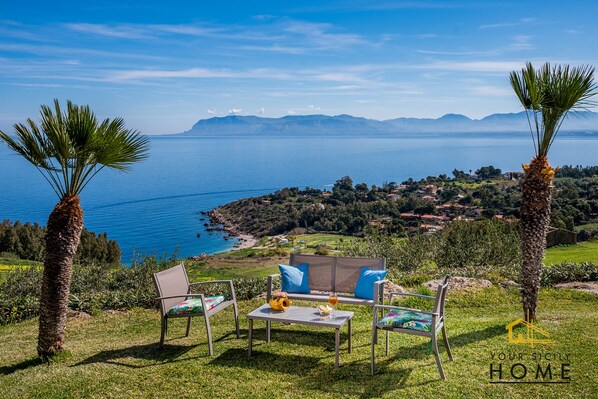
[328,292,338,318]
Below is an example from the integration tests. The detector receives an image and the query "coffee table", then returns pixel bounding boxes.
[247,304,354,367]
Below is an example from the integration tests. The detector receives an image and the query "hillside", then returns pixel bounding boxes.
[210,166,598,238]
[179,111,598,136]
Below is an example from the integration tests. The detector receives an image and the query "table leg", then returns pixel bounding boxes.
[248,319,253,359]
[348,319,352,354]
[335,328,340,367]
[266,320,271,343]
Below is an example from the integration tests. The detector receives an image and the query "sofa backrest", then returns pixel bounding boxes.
[289,253,386,293]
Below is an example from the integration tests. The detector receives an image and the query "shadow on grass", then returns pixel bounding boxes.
[301,358,423,399]
[0,357,43,375]
[73,342,201,369]
[211,348,322,374]
[249,327,349,351]
[383,324,506,360]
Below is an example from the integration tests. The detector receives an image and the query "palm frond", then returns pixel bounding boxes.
[510,62,597,157]
[0,99,150,199]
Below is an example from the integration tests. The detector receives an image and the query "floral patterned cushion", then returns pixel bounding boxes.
[378,309,432,332]
[167,295,225,316]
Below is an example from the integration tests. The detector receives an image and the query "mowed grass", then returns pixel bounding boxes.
[294,233,357,248]
[185,256,285,280]
[544,241,598,265]
[1,288,596,399]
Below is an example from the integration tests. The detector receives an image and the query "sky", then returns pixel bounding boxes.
[1,1,597,134]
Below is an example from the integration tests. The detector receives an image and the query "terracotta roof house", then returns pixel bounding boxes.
[400,212,419,220]
[421,214,437,222]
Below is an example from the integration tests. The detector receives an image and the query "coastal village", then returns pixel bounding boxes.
[371,171,523,233]
[207,169,528,244]
[205,165,597,253]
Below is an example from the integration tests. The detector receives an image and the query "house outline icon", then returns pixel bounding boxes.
[506,318,556,346]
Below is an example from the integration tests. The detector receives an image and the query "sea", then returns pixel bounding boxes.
[1,134,597,263]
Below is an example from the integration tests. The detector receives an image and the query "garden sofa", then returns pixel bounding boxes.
[266,253,387,306]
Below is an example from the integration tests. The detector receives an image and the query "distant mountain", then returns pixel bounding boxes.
[179,111,598,136]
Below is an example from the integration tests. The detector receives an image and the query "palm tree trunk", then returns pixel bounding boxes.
[520,156,554,322]
[37,196,84,358]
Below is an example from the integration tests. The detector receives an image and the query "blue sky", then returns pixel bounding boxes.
[1,1,597,134]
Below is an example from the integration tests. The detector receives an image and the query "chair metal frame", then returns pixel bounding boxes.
[153,263,240,355]
[371,275,453,379]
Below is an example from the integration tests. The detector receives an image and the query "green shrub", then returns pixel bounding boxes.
[541,262,598,286]
[0,253,177,325]
[0,219,121,264]
[0,295,38,324]
[314,244,331,256]
[0,250,276,325]
[434,219,520,276]
[344,230,436,271]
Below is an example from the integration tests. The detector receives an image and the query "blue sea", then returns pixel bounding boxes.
[1,135,597,262]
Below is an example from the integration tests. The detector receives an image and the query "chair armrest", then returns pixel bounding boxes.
[373,304,438,316]
[156,294,206,301]
[189,280,233,286]
[267,273,281,302]
[389,291,435,301]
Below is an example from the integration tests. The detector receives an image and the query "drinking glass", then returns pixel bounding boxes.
[328,293,338,318]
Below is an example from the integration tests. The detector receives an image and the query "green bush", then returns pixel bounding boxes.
[314,244,331,256]
[434,219,520,276]
[0,254,177,325]
[343,230,425,270]
[0,219,121,264]
[541,262,598,286]
[0,251,275,325]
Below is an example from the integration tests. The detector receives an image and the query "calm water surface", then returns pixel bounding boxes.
[1,135,597,261]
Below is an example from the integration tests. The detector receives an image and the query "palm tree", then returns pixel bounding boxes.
[0,100,150,358]
[510,63,596,321]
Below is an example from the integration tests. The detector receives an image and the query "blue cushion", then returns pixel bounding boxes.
[354,267,388,300]
[279,263,310,294]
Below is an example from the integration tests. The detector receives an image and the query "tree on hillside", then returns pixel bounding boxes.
[0,100,149,358]
[475,165,502,179]
[510,62,596,321]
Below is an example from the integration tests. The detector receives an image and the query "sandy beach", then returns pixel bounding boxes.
[208,208,259,251]
[233,234,259,250]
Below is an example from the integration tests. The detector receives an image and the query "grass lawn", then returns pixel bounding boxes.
[1,288,596,399]
[185,256,284,280]
[294,233,357,249]
[217,233,356,259]
[544,241,598,265]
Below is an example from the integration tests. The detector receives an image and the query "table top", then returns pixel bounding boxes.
[247,304,353,328]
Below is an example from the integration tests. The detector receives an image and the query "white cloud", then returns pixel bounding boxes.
[416,49,494,56]
[281,20,369,49]
[65,23,152,39]
[240,45,306,54]
[207,109,216,115]
[258,108,265,114]
[109,67,293,81]
[479,18,535,30]
[228,108,242,114]
[470,85,512,96]
[415,61,527,73]
[510,35,533,50]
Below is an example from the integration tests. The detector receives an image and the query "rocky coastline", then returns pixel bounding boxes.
[206,208,258,251]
